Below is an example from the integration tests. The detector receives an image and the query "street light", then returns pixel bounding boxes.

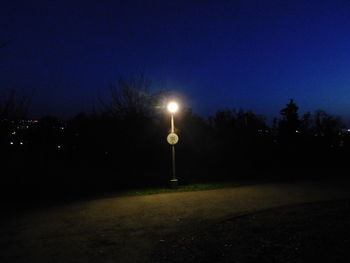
[167,101,179,188]
[167,102,179,114]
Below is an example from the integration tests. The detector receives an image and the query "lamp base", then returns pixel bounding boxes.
[170,178,178,189]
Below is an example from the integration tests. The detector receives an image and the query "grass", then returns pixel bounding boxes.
[2,179,266,214]
[112,181,247,197]
[73,179,274,204]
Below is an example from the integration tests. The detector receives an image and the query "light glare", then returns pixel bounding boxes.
[167,102,179,113]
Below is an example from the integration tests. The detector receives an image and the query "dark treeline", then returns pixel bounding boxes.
[1,76,350,202]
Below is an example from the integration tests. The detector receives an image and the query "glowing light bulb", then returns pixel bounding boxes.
[167,102,179,113]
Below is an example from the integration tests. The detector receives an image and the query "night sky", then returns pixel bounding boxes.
[1,0,350,125]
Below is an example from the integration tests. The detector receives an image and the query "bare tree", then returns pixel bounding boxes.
[100,73,169,119]
[313,110,344,137]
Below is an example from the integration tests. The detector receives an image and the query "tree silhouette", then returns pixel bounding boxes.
[311,110,345,150]
[278,98,300,138]
[299,112,312,135]
[100,73,169,121]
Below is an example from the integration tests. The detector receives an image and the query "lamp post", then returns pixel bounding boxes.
[167,102,179,188]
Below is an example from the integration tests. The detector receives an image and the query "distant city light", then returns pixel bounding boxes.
[57,145,61,149]
[20,142,23,145]
[10,142,14,145]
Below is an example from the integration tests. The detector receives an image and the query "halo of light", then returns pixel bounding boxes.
[167,102,179,113]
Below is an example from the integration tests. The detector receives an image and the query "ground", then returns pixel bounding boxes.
[154,199,350,263]
[1,181,350,263]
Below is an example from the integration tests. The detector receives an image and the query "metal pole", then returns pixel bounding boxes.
[171,114,174,133]
[172,145,176,180]
[170,113,178,187]
[171,114,176,180]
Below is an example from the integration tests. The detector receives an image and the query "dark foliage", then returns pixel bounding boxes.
[1,86,349,203]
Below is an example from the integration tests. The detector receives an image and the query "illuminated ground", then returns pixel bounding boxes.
[1,181,350,263]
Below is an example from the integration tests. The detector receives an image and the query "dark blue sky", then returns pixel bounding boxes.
[1,0,350,124]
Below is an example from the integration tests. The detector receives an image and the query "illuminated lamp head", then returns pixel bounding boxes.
[167,101,179,113]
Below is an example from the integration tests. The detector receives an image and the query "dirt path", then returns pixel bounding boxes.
[1,181,350,263]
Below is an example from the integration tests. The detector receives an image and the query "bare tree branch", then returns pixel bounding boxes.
[101,73,167,119]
